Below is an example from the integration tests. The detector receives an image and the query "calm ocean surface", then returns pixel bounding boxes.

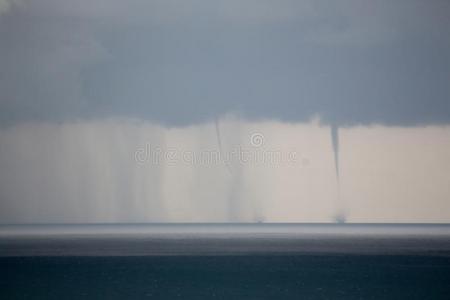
[1,224,450,299]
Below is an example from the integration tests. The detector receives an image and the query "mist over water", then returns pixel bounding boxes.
[2,223,450,257]
[1,119,450,223]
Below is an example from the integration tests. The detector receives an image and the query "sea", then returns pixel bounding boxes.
[1,224,450,299]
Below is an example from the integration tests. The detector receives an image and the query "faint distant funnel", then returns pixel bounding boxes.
[214,118,232,174]
[214,117,243,221]
[331,123,340,182]
[333,209,347,224]
[330,123,346,223]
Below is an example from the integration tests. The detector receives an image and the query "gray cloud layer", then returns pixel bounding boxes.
[1,0,449,127]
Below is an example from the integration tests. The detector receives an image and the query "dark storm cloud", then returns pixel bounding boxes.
[1,0,449,127]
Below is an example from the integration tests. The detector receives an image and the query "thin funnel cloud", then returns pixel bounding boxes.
[331,124,340,183]
[331,123,346,223]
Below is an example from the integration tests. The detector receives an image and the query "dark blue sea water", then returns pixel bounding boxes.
[1,224,450,299]
[2,255,450,299]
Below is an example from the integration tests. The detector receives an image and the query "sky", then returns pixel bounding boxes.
[0,0,450,223]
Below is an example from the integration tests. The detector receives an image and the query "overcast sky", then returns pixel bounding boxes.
[0,1,450,223]
[1,0,449,126]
